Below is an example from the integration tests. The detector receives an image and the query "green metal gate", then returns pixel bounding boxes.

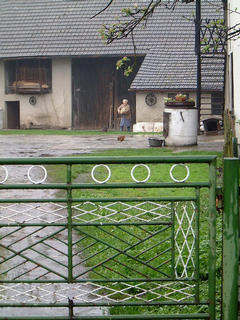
[0,156,217,319]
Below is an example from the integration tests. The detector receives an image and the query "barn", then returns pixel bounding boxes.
[0,0,224,131]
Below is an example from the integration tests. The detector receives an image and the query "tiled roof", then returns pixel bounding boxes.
[130,40,225,91]
[0,0,225,90]
[131,41,197,91]
[129,1,225,91]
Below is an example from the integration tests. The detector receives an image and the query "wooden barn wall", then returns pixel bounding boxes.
[72,57,143,130]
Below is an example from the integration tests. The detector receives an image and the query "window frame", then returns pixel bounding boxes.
[5,59,52,94]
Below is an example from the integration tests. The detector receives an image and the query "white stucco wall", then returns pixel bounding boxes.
[134,92,164,132]
[0,58,72,129]
[227,0,240,139]
[134,91,196,132]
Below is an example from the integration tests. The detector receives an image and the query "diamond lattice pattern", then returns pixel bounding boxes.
[174,202,196,279]
[0,281,195,304]
[72,201,171,223]
[0,203,68,224]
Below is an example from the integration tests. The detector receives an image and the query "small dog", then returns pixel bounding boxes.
[117,135,125,142]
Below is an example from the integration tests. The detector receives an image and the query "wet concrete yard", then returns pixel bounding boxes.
[0,133,224,158]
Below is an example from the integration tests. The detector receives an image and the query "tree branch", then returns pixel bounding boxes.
[91,0,115,19]
[99,0,176,44]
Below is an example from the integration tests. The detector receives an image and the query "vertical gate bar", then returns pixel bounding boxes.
[194,188,200,303]
[67,164,73,283]
[222,158,239,320]
[171,201,175,279]
[208,158,216,320]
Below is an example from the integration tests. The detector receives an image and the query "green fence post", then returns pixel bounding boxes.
[223,158,239,320]
[209,158,217,320]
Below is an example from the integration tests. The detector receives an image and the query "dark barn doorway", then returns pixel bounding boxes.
[6,101,20,129]
[72,57,143,130]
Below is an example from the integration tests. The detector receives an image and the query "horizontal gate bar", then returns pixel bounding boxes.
[0,182,210,189]
[0,222,173,227]
[0,277,196,283]
[0,196,197,203]
[0,301,209,307]
[0,155,217,164]
[0,314,210,319]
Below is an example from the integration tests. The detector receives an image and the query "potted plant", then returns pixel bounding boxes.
[164,95,195,107]
[175,93,187,102]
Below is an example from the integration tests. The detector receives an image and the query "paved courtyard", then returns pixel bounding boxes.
[0,133,224,158]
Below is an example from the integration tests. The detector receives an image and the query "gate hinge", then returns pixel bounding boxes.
[216,187,223,212]
[68,298,74,320]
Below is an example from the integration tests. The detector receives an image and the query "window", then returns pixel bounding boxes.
[5,59,52,94]
[211,92,224,115]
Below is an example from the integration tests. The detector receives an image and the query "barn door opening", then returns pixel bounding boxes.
[72,57,143,130]
[6,101,20,129]
[72,59,113,130]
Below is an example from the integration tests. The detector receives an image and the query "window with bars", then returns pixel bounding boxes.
[211,92,224,115]
[5,59,52,94]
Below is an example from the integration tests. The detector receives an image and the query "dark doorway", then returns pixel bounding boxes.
[6,101,20,129]
[72,58,113,130]
[72,57,143,130]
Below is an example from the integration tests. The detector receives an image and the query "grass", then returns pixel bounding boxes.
[46,148,222,317]
[0,129,160,136]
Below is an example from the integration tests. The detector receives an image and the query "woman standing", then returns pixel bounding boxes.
[117,99,131,132]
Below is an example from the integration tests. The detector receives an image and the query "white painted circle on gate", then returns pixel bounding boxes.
[0,166,8,184]
[131,164,151,183]
[27,165,48,184]
[91,164,111,184]
[170,164,190,183]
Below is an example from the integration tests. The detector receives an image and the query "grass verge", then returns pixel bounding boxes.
[0,129,160,136]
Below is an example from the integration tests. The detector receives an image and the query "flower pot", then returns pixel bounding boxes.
[148,138,164,147]
[175,97,186,102]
